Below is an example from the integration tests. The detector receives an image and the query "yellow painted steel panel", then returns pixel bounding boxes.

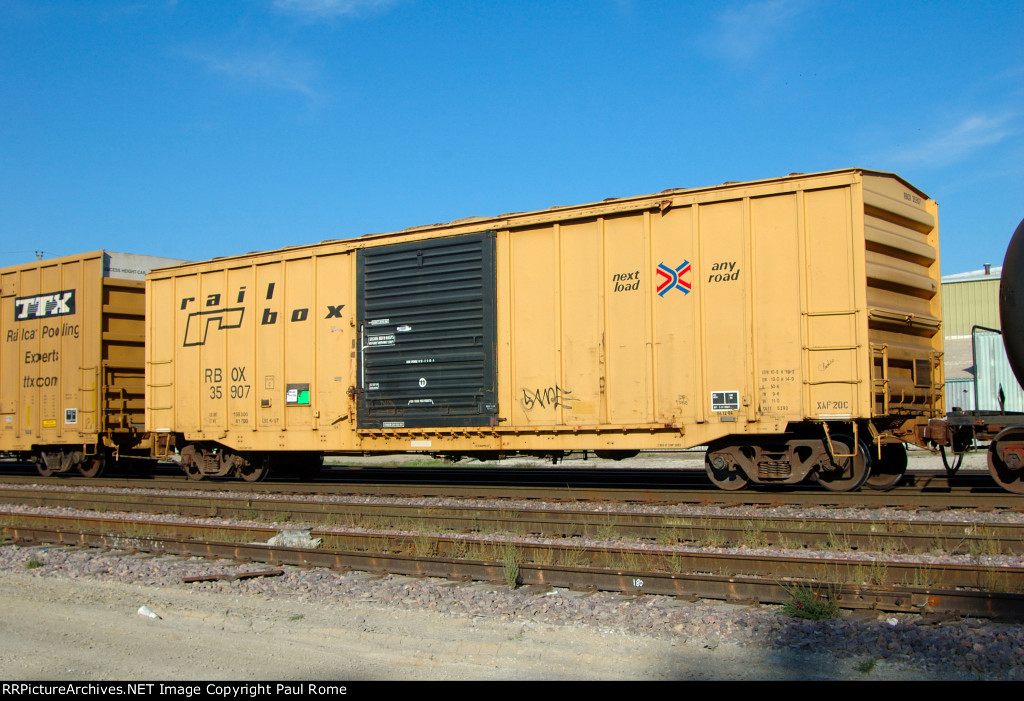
[803,187,860,419]
[751,193,803,424]
[146,169,943,456]
[650,207,699,425]
[506,226,560,427]
[697,199,751,424]
[147,252,358,453]
[2,251,180,456]
[602,213,651,424]
[255,264,285,437]
[558,221,605,425]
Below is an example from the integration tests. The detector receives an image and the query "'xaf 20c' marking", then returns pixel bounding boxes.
[14,290,75,321]
[179,283,344,347]
[656,261,691,297]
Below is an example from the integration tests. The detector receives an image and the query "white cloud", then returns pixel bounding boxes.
[191,48,321,99]
[708,0,810,62]
[271,0,400,18]
[882,114,1018,169]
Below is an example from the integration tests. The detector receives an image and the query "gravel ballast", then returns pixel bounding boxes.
[1,542,1023,680]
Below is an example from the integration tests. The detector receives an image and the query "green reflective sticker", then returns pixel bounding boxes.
[286,383,311,406]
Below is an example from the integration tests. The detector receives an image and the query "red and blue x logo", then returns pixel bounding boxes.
[656,261,691,297]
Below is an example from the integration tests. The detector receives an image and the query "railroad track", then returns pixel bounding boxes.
[0,465,1017,509]
[4,510,1023,619]
[2,483,1024,619]
[1,484,1022,555]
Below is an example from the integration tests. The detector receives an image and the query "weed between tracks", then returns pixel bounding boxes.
[906,564,937,589]
[978,567,1022,592]
[594,519,621,541]
[608,549,652,573]
[201,528,253,544]
[965,526,1002,558]
[775,534,803,550]
[781,583,841,620]
[413,534,439,558]
[845,561,889,587]
[825,529,851,552]
[869,536,907,555]
[698,519,727,548]
[868,560,888,586]
[742,519,770,548]
[502,544,522,588]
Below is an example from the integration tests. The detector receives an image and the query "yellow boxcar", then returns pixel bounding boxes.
[1,251,185,475]
[146,169,942,490]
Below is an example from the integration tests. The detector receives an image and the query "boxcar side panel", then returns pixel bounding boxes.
[558,220,605,426]
[802,186,863,420]
[506,226,561,427]
[150,252,359,453]
[750,193,804,428]
[0,256,97,451]
[602,213,653,425]
[696,199,753,427]
[650,206,701,428]
[145,169,942,460]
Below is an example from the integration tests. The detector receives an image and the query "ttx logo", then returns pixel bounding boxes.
[180,283,343,347]
[14,290,76,321]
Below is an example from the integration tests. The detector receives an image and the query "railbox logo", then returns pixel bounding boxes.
[178,283,345,347]
[14,290,76,321]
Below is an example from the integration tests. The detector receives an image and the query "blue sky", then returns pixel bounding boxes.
[1,0,1021,274]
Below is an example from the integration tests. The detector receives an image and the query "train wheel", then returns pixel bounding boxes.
[705,452,749,491]
[34,452,57,477]
[181,445,204,481]
[988,427,1024,494]
[813,435,871,492]
[865,444,906,491]
[237,457,269,482]
[77,455,106,478]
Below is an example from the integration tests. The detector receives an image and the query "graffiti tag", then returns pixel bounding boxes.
[521,385,580,411]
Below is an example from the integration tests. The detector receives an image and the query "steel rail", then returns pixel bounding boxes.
[0,470,1018,510]
[0,486,1022,556]
[3,511,1024,619]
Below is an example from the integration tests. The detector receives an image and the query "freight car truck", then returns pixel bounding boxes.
[1,251,185,475]
[146,169,943,490]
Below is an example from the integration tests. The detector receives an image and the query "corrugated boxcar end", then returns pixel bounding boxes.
[144,169,946,491]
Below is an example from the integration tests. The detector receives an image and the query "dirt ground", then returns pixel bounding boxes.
[0,566,970,682]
